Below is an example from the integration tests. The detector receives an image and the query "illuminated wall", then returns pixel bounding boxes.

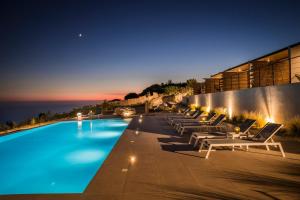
[186,82,300,123]
[291,45,300,83]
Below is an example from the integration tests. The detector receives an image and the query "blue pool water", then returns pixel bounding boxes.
[0,119,129,195]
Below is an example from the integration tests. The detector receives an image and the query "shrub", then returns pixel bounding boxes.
[6,121,17,129]
[124,93,139,100]
[0,123,9,132]
[230,114,246,125]
[241,111,266,128]
[213,107,227,115]
[30,118,36,125]
[189,104,200,111]
[284,116,300,136]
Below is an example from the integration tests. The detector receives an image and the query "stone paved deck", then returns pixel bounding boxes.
[1,114,300,200]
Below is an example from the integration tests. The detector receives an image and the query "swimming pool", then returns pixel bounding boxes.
[0,118,129,195]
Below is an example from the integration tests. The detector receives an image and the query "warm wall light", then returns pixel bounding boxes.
[228,107,233,119]
[265,116,275,123]
[227,91,234,120]
[195,96,199,107]
[138,118,142,123]
[206,93,212,113]
[206,106,210,113]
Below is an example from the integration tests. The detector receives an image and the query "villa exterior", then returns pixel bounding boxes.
[200,42,300,94]
[186,42,300,123]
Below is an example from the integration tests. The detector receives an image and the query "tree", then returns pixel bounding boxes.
[101,100,110,114]
[186,79,202,95]
[139,84,164,96]
[38,113,47,123]
[6,121,17,129]
[124,93,139,100]
[0,123,9,131]
[30,118,36,125]
[164,86,181,95]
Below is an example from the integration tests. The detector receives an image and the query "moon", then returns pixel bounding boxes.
[78,33,82,38]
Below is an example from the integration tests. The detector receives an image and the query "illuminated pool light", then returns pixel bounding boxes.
[107,122,128,127]
[67,150,105,164]
[77,121,82,129]
[85,131,120,139]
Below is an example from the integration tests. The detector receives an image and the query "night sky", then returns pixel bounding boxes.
[1,0,300,101]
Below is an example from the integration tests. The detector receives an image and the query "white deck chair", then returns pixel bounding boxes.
[189,119,256,148]
[199,123,285,159]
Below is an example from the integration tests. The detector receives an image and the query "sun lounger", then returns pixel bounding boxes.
[171,110,204,127]
[177,114,226,135]
[173,112,216,130]
[189,119,256,148]
[166,107,190,119]
[168,110,200,125]
[198,122,285,159]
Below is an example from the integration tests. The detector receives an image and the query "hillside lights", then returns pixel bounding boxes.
[77,112,82,121]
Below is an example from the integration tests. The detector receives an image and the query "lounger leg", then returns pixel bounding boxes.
[177,127,181,133]
[246,145,249,151]
[177,125,181,132]
[188,135,194,144]
[199,141,204,153]
[205,145,213,159]
[232,145,235,151]
[278,143,286,157]
[271,138,278,148]
[194,138,200,148]
[266,145,270,151]
[180,127,185,136]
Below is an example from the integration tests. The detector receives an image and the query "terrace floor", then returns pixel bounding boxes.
[1,114,300,200]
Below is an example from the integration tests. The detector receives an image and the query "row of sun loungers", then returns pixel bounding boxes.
[165,109,285,159]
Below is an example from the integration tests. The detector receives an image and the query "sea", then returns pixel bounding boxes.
[0,101,101,123]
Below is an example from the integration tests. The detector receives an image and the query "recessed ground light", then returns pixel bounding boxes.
[135,130,139,135]
[130,140,135,143]
[121,168,128,172]
[138,118,142,123]
[140,115,143,118]
[129,155,136,164]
